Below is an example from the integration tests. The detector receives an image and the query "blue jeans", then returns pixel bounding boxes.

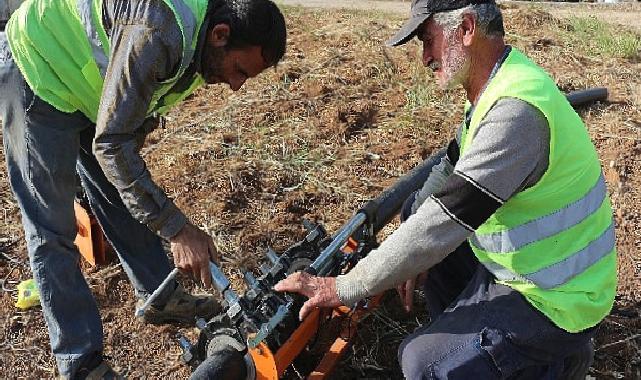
[0,32,176,378]
[398,193,595,379]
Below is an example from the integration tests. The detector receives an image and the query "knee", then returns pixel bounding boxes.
[399,334,433,380]
[561,341,594,380]
[399,333,499,380]
[27,231,81,276]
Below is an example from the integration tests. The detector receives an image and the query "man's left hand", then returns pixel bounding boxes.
[274,272,342,321]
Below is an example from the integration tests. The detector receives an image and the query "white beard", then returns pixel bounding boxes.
[439,29,470,90]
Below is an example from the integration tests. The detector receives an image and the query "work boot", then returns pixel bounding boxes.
[85,362,125,380]
[137,285,222,326]
[58,360,124,380]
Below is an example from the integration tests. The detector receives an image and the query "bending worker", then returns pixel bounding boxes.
[275,0,616,378]
[0,0,286,378]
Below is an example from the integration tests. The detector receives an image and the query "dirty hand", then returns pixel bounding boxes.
[170,223,219,288]
[396,271,428,312]
[274,272,342,321]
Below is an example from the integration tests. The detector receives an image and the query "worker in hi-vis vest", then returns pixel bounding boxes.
[1,0,286,378]
[275,1,617,379]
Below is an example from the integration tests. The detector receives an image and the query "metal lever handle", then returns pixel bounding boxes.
[135,268,179,317]
[209,261,240,305]
[136,262,239,316]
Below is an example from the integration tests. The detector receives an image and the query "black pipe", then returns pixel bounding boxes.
[566,87,608,108]
[359,149,446,234]
[190,348,247,380]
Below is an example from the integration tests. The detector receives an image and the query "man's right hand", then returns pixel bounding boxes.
[170,223,219,288]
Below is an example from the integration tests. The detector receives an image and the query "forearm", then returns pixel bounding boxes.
[336,199,471,305]
[94,136,187,239]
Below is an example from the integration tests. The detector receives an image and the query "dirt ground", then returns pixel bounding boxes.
[1,2,640,380]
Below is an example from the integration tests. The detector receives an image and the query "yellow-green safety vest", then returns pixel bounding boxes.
[7,0,208,122]
[460,48,617,333]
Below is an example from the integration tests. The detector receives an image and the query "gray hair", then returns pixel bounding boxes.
[432,3,505,38]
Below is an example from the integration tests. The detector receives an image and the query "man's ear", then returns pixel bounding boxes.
[461,13,475,47]
[209,23,231,48]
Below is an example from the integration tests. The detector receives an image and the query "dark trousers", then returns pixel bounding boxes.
[398,195,595,380]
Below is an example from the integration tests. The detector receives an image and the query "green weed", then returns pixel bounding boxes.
[564,16,640,59]
[405,65,435,112]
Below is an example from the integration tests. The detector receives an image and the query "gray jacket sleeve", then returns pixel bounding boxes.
[93,2,187,239]
[336,98,550,305]
[410,155,454,214]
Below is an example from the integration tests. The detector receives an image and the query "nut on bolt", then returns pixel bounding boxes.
[176,333,194,364]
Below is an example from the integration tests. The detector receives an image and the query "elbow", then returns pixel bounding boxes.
[92,138,109,168]
[92,131,126,166]
[91,134,124,179]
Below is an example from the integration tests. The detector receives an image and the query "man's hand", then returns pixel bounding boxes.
[396,271,428,312]
[274,272,342,321]
[170,223,219,287]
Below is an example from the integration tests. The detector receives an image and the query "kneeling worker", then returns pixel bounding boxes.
[275,0,616,378]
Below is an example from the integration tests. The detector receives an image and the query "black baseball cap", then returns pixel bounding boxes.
[387,0,496,47]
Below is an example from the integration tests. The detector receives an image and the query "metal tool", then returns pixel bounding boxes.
[135,267,179,317]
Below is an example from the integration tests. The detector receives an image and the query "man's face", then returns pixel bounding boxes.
[417,18,469,89]
[202,24,269,91]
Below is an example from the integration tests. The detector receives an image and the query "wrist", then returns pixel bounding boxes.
[335,274,369,306]
[167,218,190,242]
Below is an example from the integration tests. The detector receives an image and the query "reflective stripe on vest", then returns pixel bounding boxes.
[77,0,109,77]
[145,0,207,115]
[162,0,201,76]
[471,174,609,253]
[481,223,615,289]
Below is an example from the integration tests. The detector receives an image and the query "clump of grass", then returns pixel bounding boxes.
[405,80,434,111]
[564,16,640,59]
[405,65,436,112]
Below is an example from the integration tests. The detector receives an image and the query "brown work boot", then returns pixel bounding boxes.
[137,286,222,326]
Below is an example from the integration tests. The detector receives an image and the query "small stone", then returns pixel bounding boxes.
[366,153,381,161]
